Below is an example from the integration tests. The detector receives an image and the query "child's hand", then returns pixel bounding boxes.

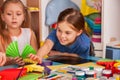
[13,57,25,66]
[0,52,6,66]
[28,54,42,64]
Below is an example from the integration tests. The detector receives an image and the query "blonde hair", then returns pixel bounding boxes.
[0,0,31,51]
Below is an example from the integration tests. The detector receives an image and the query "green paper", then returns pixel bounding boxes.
[21,44,36,58]
[6,41,20,57]
[6,41,36,58]
[19,73,43,80]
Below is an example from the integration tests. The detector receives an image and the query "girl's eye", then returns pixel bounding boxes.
[57,28,61,32]
[17,13,21,16]
[7,13,12,15]
[66,32,71,35]
[58,29,61,32]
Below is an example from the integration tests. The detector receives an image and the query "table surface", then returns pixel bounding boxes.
[0,56,103,71]
[48,62,104,70]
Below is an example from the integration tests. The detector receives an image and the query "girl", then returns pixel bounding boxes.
[0,0,38,66]
[29,8,90,63]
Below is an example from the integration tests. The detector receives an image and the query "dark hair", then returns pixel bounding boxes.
[57,8,85,32]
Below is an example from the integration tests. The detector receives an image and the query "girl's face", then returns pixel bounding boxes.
[1,3,24,29]
[57,21,82,46]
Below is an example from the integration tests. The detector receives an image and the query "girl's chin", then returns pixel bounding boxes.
[60,42,67,45]
[60,42,69,46]
[61,41,73,46]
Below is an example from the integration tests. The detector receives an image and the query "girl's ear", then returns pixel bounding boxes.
[77,29,83,36]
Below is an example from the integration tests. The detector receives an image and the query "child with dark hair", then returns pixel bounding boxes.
[29,8,90,63]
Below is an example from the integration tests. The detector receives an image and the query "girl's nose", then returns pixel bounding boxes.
[12,14,17,19]
[61,33,66,38]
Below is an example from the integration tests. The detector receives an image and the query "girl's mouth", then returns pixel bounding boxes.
[12,22,17,24]
[60,39,66,43]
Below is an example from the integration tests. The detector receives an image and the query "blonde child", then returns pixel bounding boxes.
[29,8,91,63]
[0,0,38,66]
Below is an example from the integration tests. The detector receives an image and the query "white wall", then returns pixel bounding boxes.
[102,0,120,57]
[40,0,50,42]
[41,0,81,41]
[103,0,120,42]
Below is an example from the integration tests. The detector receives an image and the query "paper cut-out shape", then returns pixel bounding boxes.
[6,41,36,59]
[0,68,27,80]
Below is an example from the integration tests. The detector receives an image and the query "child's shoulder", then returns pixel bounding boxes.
[78,33,90,41]
[80,33,90,38]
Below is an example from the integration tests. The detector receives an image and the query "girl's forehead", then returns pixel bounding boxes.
[5,2,23,10]
[58,21,73,27]
[58,21,77,31]
[58,21,75,31]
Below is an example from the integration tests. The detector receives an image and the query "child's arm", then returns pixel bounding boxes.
[0,37,6,66]
[30,30,38,51]
[48,50,79,57]
[0,52,6,66]
[29,39,54,63]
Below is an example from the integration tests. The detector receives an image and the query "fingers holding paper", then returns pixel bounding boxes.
[29,54,42,64]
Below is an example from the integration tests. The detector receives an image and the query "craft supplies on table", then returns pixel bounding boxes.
[0,62,106,80]
[94,67,103,78]
[80,67,90,72]
[85,70,96,78]
[48,65,105,80]
[102,69,112,79]
[75,71,85,80]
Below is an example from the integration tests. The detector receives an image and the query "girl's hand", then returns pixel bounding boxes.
[13,57,25,66]
[29,54,42,64]
[0,52,6,66]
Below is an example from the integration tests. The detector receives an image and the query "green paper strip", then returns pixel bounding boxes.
[21,44,36,58]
